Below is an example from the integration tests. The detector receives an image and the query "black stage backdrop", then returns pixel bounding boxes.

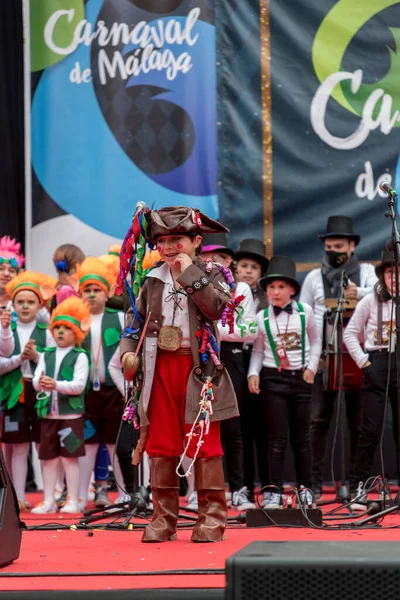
[0,1,25,247]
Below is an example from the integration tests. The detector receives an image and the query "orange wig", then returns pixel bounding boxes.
[50,296,92,345]
[76,257,115,296]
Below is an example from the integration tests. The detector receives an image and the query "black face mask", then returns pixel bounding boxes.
[325,250,348,269]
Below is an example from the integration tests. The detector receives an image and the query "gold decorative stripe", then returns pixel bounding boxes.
[260,0,273,257]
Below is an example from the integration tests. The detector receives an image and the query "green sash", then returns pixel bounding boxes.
[263,303,306,370]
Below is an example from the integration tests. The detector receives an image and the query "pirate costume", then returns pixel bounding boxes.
[119,205,238,543]
[32,297,91,514]
[300,216,377,497]
[344,244,400,508]
[248,256,321,507]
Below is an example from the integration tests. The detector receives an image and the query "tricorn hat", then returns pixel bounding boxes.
[318,216,360,246]
[259,256,301,296]
[201,233,234,258]
[235,239,269,273]
[375,241,395,276]
[147,206,228,240]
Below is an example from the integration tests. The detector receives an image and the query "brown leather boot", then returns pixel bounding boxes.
[191,456,227,543]
[142,456,179,543]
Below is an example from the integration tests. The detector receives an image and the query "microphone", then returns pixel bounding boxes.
[380,181,397,195]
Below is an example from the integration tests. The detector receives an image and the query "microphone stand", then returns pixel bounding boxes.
[319,270,350,506]
[384,187,400,494]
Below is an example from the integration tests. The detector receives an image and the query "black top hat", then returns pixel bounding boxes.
[318,216,360,246]
[235,239,269,272]
[375,241,394,276]
[259,256,301,296]
[201,233,234,257]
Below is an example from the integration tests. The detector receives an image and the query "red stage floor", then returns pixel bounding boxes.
[1,489,400,593]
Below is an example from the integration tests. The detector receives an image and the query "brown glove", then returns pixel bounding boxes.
[132,425,149,465]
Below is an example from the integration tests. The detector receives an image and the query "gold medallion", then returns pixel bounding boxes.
[158,325,183,351]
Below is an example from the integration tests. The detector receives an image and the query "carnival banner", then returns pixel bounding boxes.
[28,0,400,271]
[28,0,216,271]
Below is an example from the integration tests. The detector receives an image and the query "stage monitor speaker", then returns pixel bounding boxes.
[226,541,400,600]
[0,446,23,567]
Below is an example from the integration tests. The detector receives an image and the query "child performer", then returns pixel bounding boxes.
[32,297,91,514]
[0,236,24,308]
[0,271,55,509]
[344,244,400,509]
[119,206,238,543]
[75,258,126,509]
[248,256,321,508]
[52,244,86,308]
[235,238,270,502]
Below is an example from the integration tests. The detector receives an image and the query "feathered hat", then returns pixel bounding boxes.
[76,257,115,297]
[50,296,92,344]
[0,236,25,271]
[6,271,56,304]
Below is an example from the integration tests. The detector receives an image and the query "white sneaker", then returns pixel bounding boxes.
[54,487,65,502]
[87,486,96,502]
[231,486,256,510]
[299,486,313,507]
[186,491,198,510]
[31,501,58,515]
[261,492,282,509]
[77,498,87,512]
[114,493,131,504]
[60,500,81,514]
[351,482,368,512]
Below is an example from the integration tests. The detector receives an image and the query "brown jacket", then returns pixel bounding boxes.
[119,257,238,425]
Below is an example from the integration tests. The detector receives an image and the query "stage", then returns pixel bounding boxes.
[1,488,400,599]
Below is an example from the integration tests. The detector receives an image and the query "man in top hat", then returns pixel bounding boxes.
[300,216,377,499]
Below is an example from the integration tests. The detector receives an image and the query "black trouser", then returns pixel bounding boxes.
[242,346,269,493]
[260,367,312,492]
[349,350,400,490]
[311,372,361,485]
[220,341,246,492]
[116,420,137,493]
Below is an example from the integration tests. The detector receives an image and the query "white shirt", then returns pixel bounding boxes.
[89,310,125,394]
[0,321,54,379]
[0,324,14,357]
[300,263,377,338]
[248,301,322,376]
[343,293,395,368]
[33,346,89,419]
[218,281,258,343]
[147,262,191,347]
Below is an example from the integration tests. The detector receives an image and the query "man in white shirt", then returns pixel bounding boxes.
[300,216,377,498]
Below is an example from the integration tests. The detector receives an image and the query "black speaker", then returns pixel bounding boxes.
[0,446,23,567]
[226,541,400,600]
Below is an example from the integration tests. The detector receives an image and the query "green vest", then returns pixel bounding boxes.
[11,321,48,373]
[44,347,89,415]
[0,322,48,411]
[81,308,122,387]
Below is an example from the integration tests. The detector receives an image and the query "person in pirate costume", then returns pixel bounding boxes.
[300,216,377,499]
[74,257,126,510]
[32,296,91,514]
[119,205,238,543]
[0,236,26,357]
[0,271,56,510]
[248,256,321,508]
[344,243,400,509]
[234,238,270,503]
